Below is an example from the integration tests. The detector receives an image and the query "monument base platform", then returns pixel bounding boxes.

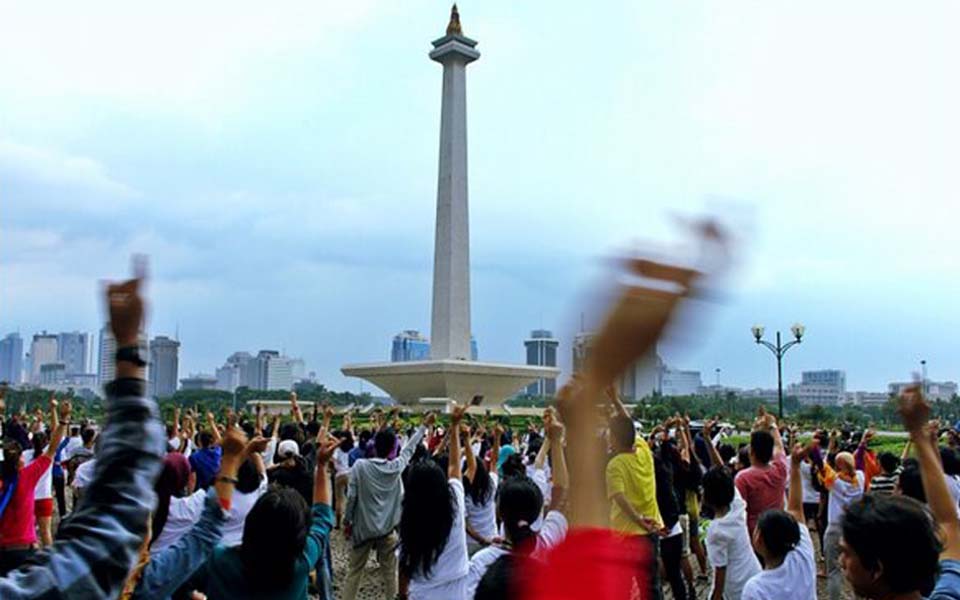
[341,359,559,407]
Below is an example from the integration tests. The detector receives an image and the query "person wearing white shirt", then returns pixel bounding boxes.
[332,433,354,530]
[820,452,865,600]
[742,444,817,600]
[220,444,270,547]
[399,406,470,600]
[703,470,761,600]
[22,434,55,548]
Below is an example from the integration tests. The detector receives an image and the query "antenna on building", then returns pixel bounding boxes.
[175,322,180,342]
[579,312,585,333]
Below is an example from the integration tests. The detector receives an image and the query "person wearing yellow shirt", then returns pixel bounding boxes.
[605,414,663,597]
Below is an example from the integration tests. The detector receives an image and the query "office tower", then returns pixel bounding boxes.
[0,333,24,384]
[149,335,180,398]
[524,329,558,397]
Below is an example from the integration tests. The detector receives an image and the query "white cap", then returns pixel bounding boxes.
[277,439,300,458]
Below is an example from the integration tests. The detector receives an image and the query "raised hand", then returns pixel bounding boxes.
[221,427,248,460]
[58,399,72,422]
[106,257,146,347]
[450,402,468,424]
[899,385,929,434]
[584,223,724,389]
[316,436,340,465]
[245,436,269,455]
[547,417,565,443]
[423,412,437,428]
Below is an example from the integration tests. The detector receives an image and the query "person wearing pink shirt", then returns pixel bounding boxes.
[735,410,788,535]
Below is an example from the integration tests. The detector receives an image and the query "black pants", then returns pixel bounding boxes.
[637,534,662,600]
[53,473,67,517]
[660,534,687,600]
[0,548,35,576]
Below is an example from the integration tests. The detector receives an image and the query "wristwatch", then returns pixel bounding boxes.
[116,346,147,367]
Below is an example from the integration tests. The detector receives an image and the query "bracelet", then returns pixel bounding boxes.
[215,476,239,485]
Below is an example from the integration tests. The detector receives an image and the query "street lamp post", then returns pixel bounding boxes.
[751,323,806,419]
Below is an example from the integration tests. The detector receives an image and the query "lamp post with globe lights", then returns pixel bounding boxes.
[751,323,805,419]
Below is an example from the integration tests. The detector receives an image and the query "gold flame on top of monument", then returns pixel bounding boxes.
[446,4,463,36]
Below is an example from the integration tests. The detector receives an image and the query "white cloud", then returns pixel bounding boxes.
[0,139,136,198]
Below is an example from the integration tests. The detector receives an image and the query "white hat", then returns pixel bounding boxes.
[277,440,300,458]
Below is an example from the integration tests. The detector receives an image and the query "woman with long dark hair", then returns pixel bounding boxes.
[465,423,500,555]
[149,453,198,553]
[466,412,569,599]
[399,404,470,600]
[0,397,68,574]
[204,429,339,599]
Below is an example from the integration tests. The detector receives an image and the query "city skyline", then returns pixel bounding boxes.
[0,323,954,400]
[4,3,960,393]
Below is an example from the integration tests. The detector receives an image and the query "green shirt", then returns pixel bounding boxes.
[204,502,334,600]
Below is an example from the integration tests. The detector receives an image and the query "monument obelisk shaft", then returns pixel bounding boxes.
[429,5,479,361]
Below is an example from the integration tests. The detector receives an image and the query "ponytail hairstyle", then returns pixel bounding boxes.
[497,476,543,554]
[756,510,801,560]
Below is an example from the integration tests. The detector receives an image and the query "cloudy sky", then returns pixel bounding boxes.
[3,1,960,393]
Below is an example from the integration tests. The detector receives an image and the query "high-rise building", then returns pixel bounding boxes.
[39,362,67,385]
[790,369,847,406]
[290,358,306,382]
[98,324,147,390]
[266,356,294,391]
[660,368,703,396]
[216,363,241,392]
[149,336,180,398]
[391,331,431,362]
[57,331,92,377]
[29,332,59,383]
[98,325,117,387]
[524,330,558,397]
[0,333,24,384]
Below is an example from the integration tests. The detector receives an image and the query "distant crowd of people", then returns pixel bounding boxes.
[1,236,960,599]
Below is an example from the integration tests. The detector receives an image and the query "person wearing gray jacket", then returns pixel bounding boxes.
[342,413,434,600]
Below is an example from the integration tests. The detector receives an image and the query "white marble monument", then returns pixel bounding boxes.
[342,6,559,407]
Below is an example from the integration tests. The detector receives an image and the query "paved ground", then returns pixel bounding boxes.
[329,525,848,599]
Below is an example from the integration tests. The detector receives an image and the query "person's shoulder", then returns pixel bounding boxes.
[471,544,507,565]
[930,559,960,599]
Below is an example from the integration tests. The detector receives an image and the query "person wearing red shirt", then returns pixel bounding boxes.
[735,411,788,535]
[0,397,70,575]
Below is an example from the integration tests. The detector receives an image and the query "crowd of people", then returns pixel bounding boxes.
[2,239,960,599]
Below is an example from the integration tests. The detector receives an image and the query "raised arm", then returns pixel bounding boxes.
[448,404,466,480]
[462,423,477,483]
[171,406,181,440]
[322,404,334,433]
[900,385,960,561]
[206,412,222,447]
[546,413,569,511]
[44,398,69,460]
[490,423,503,472]
[396,413,432,469]
[0,261,167,599]
[289,392,304,425]
[605,384,629,419]
[702,419,724,468]
[786,443,806,523]
[313,431,339,506]
[254,403,264,436]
